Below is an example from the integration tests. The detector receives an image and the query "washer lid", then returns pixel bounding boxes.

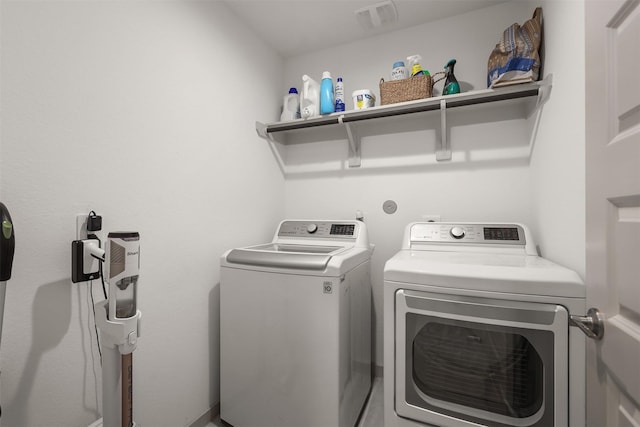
[384,250,585,298]
[226,244,348,271]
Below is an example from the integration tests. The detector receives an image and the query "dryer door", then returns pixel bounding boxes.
[395,290,569,427]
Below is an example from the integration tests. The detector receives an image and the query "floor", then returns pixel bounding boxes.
[208,376,384,427]
[356,377,384,427]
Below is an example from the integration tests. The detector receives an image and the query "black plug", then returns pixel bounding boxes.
[88,211,102,233]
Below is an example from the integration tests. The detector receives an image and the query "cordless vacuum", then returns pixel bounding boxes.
[0,203,15,420]
[92,232,141,427]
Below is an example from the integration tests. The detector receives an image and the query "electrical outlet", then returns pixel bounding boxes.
[73,213,105,283]
[422,215,441,222]
[76,214,89,240]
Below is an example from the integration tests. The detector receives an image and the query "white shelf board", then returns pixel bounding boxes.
[256,77,551,171]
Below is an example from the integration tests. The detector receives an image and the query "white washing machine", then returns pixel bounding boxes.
[383,222,586,427]
[220,220,373,427]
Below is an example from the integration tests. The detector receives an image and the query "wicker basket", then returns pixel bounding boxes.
[379,72,445,105]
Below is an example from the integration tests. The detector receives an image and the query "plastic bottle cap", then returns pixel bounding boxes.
[337,77,343,82]
[393,61,405,68]
[322,71,331,79]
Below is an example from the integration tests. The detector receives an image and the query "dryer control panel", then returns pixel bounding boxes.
[410,223,527,246]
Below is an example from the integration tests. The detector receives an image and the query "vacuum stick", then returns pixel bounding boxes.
[121,353,133,427]
[98,231,140,427]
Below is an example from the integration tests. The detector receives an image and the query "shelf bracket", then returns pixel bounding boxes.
[436,99,451,161]
[536,73,553,109]
[256,121,287,175]
[527,75,553,158]
[341,116,361,167]
[255,121,269,140]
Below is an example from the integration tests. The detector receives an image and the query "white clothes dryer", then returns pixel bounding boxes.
[383,222,586,427]
[220,220,373,427]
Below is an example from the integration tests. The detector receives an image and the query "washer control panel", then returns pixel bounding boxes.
[410,223,526,245]
[278,221,358,239]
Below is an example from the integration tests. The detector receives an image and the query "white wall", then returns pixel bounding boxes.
[0,2,284,426]
[529,0,585,278]
[282,0,586,367]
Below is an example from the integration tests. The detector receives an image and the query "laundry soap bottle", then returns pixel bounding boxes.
[300,74,320,119]
[320,71,335,115]
[443,59,461,95]
[280,87,300,121]
[407,55,429,77]
[391,61,408,80]
[334,77,345,112]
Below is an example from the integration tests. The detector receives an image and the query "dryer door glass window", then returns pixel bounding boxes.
[412,320,544,418]
[403,308,558,427]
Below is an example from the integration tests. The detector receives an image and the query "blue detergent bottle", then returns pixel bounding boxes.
[320,71,335,115]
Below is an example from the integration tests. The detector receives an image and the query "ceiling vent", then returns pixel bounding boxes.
[355,0,398,30]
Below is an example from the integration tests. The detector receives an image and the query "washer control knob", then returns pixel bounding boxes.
[307,223,318,234]
[450,226,466,239]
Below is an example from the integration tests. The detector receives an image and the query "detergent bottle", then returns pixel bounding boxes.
[391,61,408,80]
[320,71,335,115]
[334,77,345,112]
[300,74,320,119]
[443,59,461,95]
[280,87,300,121]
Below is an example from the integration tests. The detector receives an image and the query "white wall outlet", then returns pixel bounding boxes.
[422,215,441,222]
[76,214,89,240]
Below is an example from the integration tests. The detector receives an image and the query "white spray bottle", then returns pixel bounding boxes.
[407,55,429,77]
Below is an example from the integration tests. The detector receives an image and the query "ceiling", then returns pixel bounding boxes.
[223,0,508,58]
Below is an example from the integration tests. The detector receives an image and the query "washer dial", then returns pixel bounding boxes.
[306,223,318,234]
[450,226,466,239]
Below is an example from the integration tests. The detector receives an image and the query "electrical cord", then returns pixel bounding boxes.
[88,233,108,300]
[86,212,105,366]
[98,260,107,300]
[89,280,102,365]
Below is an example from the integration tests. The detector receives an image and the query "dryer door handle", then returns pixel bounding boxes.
[570,307,604,340]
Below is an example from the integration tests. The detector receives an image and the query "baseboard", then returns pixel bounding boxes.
[373,364,383,378]
[188,403,220,427]
[211,402,220,420]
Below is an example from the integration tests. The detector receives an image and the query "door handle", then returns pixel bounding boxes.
[570,307,604,340]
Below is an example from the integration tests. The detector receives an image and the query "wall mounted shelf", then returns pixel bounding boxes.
[256,77,551,171]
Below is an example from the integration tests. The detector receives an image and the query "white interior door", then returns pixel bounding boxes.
[586,0,640,426]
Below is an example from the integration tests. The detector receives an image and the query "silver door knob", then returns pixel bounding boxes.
[570,307,604,340]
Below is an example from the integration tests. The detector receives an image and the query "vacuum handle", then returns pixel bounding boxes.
[0,202,15,281]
